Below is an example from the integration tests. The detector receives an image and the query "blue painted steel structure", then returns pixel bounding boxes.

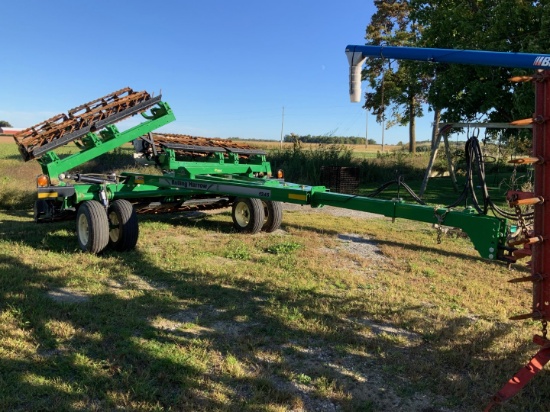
[345,45,550,102]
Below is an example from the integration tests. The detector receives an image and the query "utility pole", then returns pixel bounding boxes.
[279,106,285,149]
[365,109,368,149]
[381,115,385,152]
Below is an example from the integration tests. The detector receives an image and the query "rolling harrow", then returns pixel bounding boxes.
[13,85,507,261]
[134,132,263,162]
[13,87,159,161]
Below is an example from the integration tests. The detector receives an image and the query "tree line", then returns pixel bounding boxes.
[363,0,546,153]
[283,133,377,145]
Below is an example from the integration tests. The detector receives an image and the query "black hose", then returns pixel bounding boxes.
[363,136,531,222]
[445,136,532,221]
[366,178,426,205]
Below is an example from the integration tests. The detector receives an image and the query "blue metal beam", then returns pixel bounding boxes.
[346,45,550,70]
[346,45,550,102]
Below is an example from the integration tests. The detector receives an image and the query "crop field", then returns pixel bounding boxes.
[239,139,398,160]
[1,138,550,411]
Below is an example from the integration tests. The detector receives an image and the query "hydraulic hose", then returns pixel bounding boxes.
[365,136,532,223]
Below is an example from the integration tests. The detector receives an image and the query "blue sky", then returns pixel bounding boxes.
[0,1,433,144]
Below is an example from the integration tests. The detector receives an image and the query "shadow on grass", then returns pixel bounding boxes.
[2,153,25,161]
[138,210,237,234]
[0,254,226,411]
[0,214,548,411]
[0,189,36,211]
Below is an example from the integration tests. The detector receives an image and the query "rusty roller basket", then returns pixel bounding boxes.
[13,87,161,161]
[137,133,266,160]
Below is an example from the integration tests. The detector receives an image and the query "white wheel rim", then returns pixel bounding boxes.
[234,202,250,227]
[109,211,120,242]
[262,201,269,223]
[78,213,89,245]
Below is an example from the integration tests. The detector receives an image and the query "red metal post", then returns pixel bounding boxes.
[532,71,550,322]
[485,72,550,411]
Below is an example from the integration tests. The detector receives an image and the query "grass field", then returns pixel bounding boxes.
[1,139,549,411]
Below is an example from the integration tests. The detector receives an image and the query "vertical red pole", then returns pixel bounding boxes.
[532,71,550,322]
[484,72,550,411]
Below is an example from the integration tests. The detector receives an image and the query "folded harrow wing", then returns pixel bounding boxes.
[346,44,550,409]
[13,88,160,162]
[134,132,259,159]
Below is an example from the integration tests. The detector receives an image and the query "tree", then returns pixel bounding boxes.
[363,0,427,153]
[0,120,12,128]
[410,0,545,144]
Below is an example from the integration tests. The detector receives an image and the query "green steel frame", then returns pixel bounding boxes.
[35,99,508,261]
[38,102,175,178]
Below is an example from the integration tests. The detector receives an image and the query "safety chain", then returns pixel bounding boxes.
[542,320,548,340]
[434,208,449,244]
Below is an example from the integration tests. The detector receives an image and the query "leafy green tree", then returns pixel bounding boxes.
[0,120,12,128]
[363,0,427,153]
[410,0,545,144]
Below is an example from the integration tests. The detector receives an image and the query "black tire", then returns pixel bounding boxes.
[108,199,139,251]
[262,200,283,232]
[76,200,109,254]
[231,197,265,234]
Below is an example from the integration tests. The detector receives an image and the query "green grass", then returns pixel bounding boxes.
[1,140,548,411]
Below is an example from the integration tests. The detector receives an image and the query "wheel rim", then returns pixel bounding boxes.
[109,211,120,242]
[234,202,251,227]
[77,213,89,245]
[262,201,269,223]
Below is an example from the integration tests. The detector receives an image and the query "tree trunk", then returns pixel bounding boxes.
[419,109,442,197]
[431,109,441,150]
[420,131,442,198]
[409,97,416,153]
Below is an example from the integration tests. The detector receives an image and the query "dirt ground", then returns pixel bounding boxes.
[282,202,382,219]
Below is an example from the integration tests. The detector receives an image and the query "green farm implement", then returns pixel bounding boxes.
[13,87,508,258]
[12,87,508,258]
